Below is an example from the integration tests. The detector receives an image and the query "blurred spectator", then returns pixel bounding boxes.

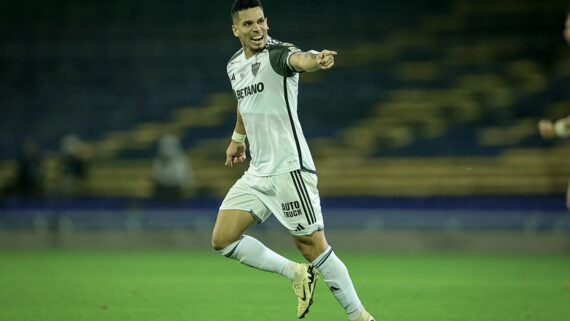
[153,135,193,201]
[538,116,570,209]
[59,134,88,197]
[534,14,570,209]
[3,139,44,198]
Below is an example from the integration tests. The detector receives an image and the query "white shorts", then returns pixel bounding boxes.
[219,169,324,236]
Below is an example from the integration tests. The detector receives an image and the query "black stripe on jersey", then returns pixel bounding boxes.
[313,247,333,270]
[283,76,304,168]
[283,77,318,174]
[302,167,317,174]
[292,170,315,225]
[290,171,312,225]
[294,170,316,224]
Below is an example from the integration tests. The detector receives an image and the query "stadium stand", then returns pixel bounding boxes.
[1,0,569,200]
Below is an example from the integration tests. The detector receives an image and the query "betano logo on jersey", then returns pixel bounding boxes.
[235,82,265,100]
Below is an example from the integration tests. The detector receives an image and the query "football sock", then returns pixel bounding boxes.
[218,235,296,281]
[312,246,365,318]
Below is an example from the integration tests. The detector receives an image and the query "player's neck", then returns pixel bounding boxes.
[243,47,262,59]
[243,49,254,59]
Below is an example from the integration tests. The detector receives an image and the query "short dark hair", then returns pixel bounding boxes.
[231,0,263,21]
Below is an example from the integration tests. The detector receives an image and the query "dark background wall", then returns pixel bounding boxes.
[3,0,566,157]
[1,1,569,244]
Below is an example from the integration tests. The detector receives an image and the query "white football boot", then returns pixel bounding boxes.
[292,263,318,318]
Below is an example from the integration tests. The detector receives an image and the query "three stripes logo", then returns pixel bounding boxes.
[289,170,316,226]
[295,224,305,231]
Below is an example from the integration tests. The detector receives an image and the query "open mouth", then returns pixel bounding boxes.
[251,34,264,45]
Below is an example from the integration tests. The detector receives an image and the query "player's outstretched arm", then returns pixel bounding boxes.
[289,50,338,72]
[225,107,247,167]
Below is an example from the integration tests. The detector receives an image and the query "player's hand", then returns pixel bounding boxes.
[316,50,337,70]
[225,140,246,167]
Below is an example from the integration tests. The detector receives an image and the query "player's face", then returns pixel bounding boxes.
[232,7,269,57]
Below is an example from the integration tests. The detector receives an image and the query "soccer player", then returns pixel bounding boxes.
[211,1,375,320]
[537,14,570,210]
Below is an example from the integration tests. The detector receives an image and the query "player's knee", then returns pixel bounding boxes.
[211,240,226,252]
[211,233,227,251]
[211,232,238,251]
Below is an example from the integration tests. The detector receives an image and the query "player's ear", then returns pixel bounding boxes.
[232,24,239,37]
[266,17,269,30]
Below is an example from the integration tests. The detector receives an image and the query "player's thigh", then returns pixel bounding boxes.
[212,209,258,250]
[211,210,261,250]
[213,175,271,250]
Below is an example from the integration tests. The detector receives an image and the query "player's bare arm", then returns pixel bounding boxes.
[225,108,247,167]
[289,50,338,72]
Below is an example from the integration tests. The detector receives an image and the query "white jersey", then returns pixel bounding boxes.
[227,37,316,176]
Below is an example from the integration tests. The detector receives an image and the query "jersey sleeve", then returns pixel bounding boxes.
[268,44,302,77]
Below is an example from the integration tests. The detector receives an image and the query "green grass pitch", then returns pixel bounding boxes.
[0,250,569,321]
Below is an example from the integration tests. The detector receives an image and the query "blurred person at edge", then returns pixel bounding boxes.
[537,14,570,210]
[153,135,193,201]
[538,116,570,210]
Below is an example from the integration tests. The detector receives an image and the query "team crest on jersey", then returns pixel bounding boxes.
[251,62,260,76]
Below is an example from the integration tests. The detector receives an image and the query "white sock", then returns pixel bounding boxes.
[312,247,365,318]
[218,235,296,281]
